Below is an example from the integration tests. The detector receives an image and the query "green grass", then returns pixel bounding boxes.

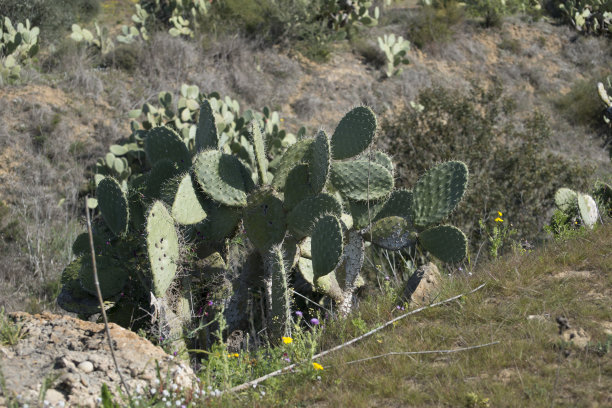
[0,308,25,346]
[102,224,611,407]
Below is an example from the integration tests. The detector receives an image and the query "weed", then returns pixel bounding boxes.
[0,308,25,346]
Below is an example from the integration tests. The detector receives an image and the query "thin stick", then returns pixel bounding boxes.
[343,341,499,365]
[290,289,332,315]
[225,283,486,393]
[85,197,133,402]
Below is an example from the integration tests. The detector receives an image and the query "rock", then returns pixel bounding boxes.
[403,262,442,306]
[0,312,197,407]
[44,389,66,406]
[562,328,591,349]
[78,361,94,373]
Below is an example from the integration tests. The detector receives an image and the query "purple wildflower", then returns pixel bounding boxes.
[295,311,303,317]
[310,318,319,326]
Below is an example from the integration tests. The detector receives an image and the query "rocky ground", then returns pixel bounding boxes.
[0,312,196,407]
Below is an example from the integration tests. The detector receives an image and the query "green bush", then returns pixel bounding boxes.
[0,0,101,43]
[383,83,593,252]
[408,2,464,49]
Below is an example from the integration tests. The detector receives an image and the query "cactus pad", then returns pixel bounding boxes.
[347,198,387,229]
[315,271,344,303]
[331,106,377,159]
[72,232,107,257]
[577,193,598,228]
[243,188,286,250]
[171,173,208,225]
[271,138,314,190]
[287,193,343,239]
[284,164,315,211]
[145,159,182,200]
[554,188,578,213]
[196,99,218,151]
[144,127,191,170]
[310,130,331,193]
[374,188,413,222]
[265,245,292,338]
[297,256,314,285]
[146,201,179,297]
[311,215,344,280]
[371,151,393,173]
[195,201,241,242]
[57,258,110,316]
[413,161,468,228]
[97,177,130,237]
[418,225,467,263]
[330,160,393,201]
[193,150,249,207]
[367,216,415,251]
[248,121,268,185]
[79,255,128,299]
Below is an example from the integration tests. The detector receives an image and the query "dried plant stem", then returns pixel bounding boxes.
[226,283,486,393]
[85,197,132,402]
[343,341,500,366]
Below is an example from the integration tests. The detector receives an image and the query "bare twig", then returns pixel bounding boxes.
[342,341,500,366]
[225,283,486,393]
[85,197,132,403]
[290,289,332,315]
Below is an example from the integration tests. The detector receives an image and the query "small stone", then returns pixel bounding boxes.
[44,389,65,405]
[77,361,94,373]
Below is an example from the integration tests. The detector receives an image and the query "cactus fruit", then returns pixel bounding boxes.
[418,225,467,263]
[243,188,286,250]
[97,177,130,237]
[171,173,208,225]
[146,201,179,297]
[311,214,344,279]
[310,130,331,193]
[331,106,376,160]
[193,150,249,207]
[413,161,468,228]
[330,160,394,201]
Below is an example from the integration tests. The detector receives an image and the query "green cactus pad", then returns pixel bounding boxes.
[287,193,343,240]
[57,258,113,316]
[196,99,218,151]
[347,198,387,230]
[79,255,128,299]
[330,161,393,201]
[72,232,107,257]
[315,271,344,303]
[310,130,331,193]
[243,188,286,250]
[299,237,312,259]
[145,159,182,200]
[331,106,377,159]
[283,236,300,269]
[146,201,180,297]
[311,215,344,280]
[371,151,394,173]
[283,164,315,211]
[195,201,241,242]
[554,188,578,213]
[297,257,314,285]
[419,225,467,263]
[97,177,130,237]
[171,173,208,225]
[266,245,292,338]
[271,138,314,190]
[367,216,415,250]
[374,189,413,222]
[193,150,249,207]
[413,161,468,228]
[577,193,598,228]
[144,127,191,170]
[248,121,268,185]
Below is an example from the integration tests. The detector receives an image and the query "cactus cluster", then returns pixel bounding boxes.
[59,101,469,348]
[377,33,410,78]
[559,1,612,34]
[322,0,379,34]
[0,17,39,83]
[552,187,601,229]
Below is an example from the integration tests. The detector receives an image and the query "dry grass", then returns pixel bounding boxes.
[212,224,611,407]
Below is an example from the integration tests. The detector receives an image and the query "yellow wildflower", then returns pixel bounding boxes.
[312,362,324,370]
[282,336,293,344]
[494,217,503,223]
[497,211,503,217]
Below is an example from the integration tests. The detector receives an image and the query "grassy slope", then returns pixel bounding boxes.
[215,225,611,407]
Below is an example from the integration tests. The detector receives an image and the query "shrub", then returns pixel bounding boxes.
[383,83,593,253]
[0,0,101,43]
[408,1,464,49]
